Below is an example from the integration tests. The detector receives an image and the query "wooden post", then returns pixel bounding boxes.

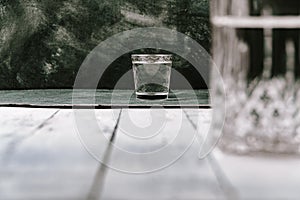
[211,0,250,86]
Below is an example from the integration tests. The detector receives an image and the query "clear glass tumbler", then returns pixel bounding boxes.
[131,54,172,99]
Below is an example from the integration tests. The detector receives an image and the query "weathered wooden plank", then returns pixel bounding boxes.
[0,108,60,136]
[0,109,118,200]
[213,149,300,199]
[0,108,60,161]
[184,109,238,200]
[0,89,210,108]
[0,108,224,200]
[99,109,224,200]
[186,108,300,199]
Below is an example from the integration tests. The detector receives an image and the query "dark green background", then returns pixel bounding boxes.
[0,0,210,89]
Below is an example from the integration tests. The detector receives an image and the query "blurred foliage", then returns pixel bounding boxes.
[125,0,165,17]
[0,0,210,89]
[165,0,210,49]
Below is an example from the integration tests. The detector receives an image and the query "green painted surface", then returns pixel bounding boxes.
[0,89,210,107]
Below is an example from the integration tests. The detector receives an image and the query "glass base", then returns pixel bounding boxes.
[136,92,168,100]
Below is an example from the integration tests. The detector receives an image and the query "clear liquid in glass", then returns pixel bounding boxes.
[132,55,172,100]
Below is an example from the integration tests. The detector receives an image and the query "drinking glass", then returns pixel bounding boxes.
[131,54,172,99]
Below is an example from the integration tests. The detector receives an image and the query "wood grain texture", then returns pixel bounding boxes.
[0,108,224,200]
[0,90,210,108]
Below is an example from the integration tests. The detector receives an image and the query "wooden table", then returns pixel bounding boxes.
[0,89,210,108]
[1,90,300,200]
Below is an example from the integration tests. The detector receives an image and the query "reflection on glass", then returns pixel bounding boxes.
[132,54,172,100]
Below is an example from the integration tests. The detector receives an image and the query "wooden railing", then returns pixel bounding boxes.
[212,16,300,29]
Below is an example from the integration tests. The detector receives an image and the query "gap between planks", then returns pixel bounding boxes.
[183,110,239,200]
[1,109,60,162]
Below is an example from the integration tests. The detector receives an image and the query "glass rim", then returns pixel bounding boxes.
[131,54,172,64]
[131,54,172,57]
